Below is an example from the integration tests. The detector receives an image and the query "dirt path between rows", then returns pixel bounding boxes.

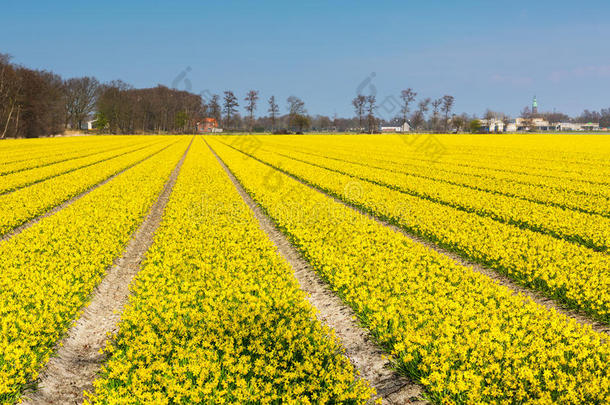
[206,141,427,405]
[229,146,610,338]
[20,140,191,405]
[0,142,175,243]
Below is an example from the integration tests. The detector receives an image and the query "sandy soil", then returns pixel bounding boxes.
[239,151,610,338]
[20,140,191,404]
[206,141,427,405]
[0,144,172,243]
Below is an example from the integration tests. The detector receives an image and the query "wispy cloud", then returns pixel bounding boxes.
[549,65,610,82]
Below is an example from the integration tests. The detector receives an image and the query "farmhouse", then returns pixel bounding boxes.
[194,118,222,133]
[380,122,410,133]
[479,119,505,132]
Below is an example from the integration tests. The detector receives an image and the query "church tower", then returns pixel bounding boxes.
[532,95,538,115]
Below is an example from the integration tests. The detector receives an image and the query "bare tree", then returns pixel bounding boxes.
[410,111,424,131]
[268,95,279,131]
[366,95,377,134]
[287,96,308,131]
[64,76,100,130]
[223,91,239,130]
[96,83,202,134]
[418,98,430,115]
[483,109,496,132]
[400,88,417,126]
[520,106,533,131]
[313,115,332,131]
[431,98,442,132]
[411,98,430,131]
[14,68,65,138]
[352,94,366,132]
[501,114,511,132]
[287,96,306,116]
[441,95,455,132]
[451,114,468,133]
[542,111,570,124]
[0,53,20,139]
[292,115,311,132]
[208,94,221,125]
[244,90,259,132]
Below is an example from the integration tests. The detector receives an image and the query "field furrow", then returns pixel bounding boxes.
[264,135,610,185]
[265,146,610,252]
[2,133,610,405]
[0,138,177,237]
[0,136,154,176]
[221,139,610,323]
[261,139,610,216]
[21,138,192,405]
[0,138,190,403]
[208,138,610,405]
[86,138,373,404]
[0,139,161,194]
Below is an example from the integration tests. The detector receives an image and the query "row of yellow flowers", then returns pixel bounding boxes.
[209,138,610,404]
[265,134,610,188]
[0,138,160,194]
[0,139,189,403]
[261,135,610,217]
[266,145,610,252]
[86,138,373,404]
[229,141,610,322]
[0,137,97,167]
[0,139,177,236]
[0,136,148,175]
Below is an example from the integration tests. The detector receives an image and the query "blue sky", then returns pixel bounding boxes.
[1,0,609,118]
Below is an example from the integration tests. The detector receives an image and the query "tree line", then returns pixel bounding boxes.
[0,54,210,138]
[352,90,457,133]
[95,81,202,134]
[0,53,320,137]
[2,53,610,138]
[1,54,66,139]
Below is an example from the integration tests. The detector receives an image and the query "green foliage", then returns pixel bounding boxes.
[469,119,482,133]
[174,111,189,129]
[93,112,109,133]
[290,114,311,131]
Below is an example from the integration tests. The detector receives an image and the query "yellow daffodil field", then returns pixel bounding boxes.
[218,135,610,322]
[0,138,188,401]
[85,139,373,404]
[1,134,610,404]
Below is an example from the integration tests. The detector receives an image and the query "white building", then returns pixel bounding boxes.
[380,122,411,133]
[504,97,602,132]
[555,122,600,131]
[505,121,518,132]
[479,119,505,132]
[514,117,553,131]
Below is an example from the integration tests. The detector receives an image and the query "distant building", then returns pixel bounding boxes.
[194,118,220,133]
[580,122,600,131]
[505,121,517,132]
[555,122,600,131]
[516,117,553,131]
[507,119,600,132]
[479,119,505,132]
[380,122,411,133]
[502,97,602,132]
